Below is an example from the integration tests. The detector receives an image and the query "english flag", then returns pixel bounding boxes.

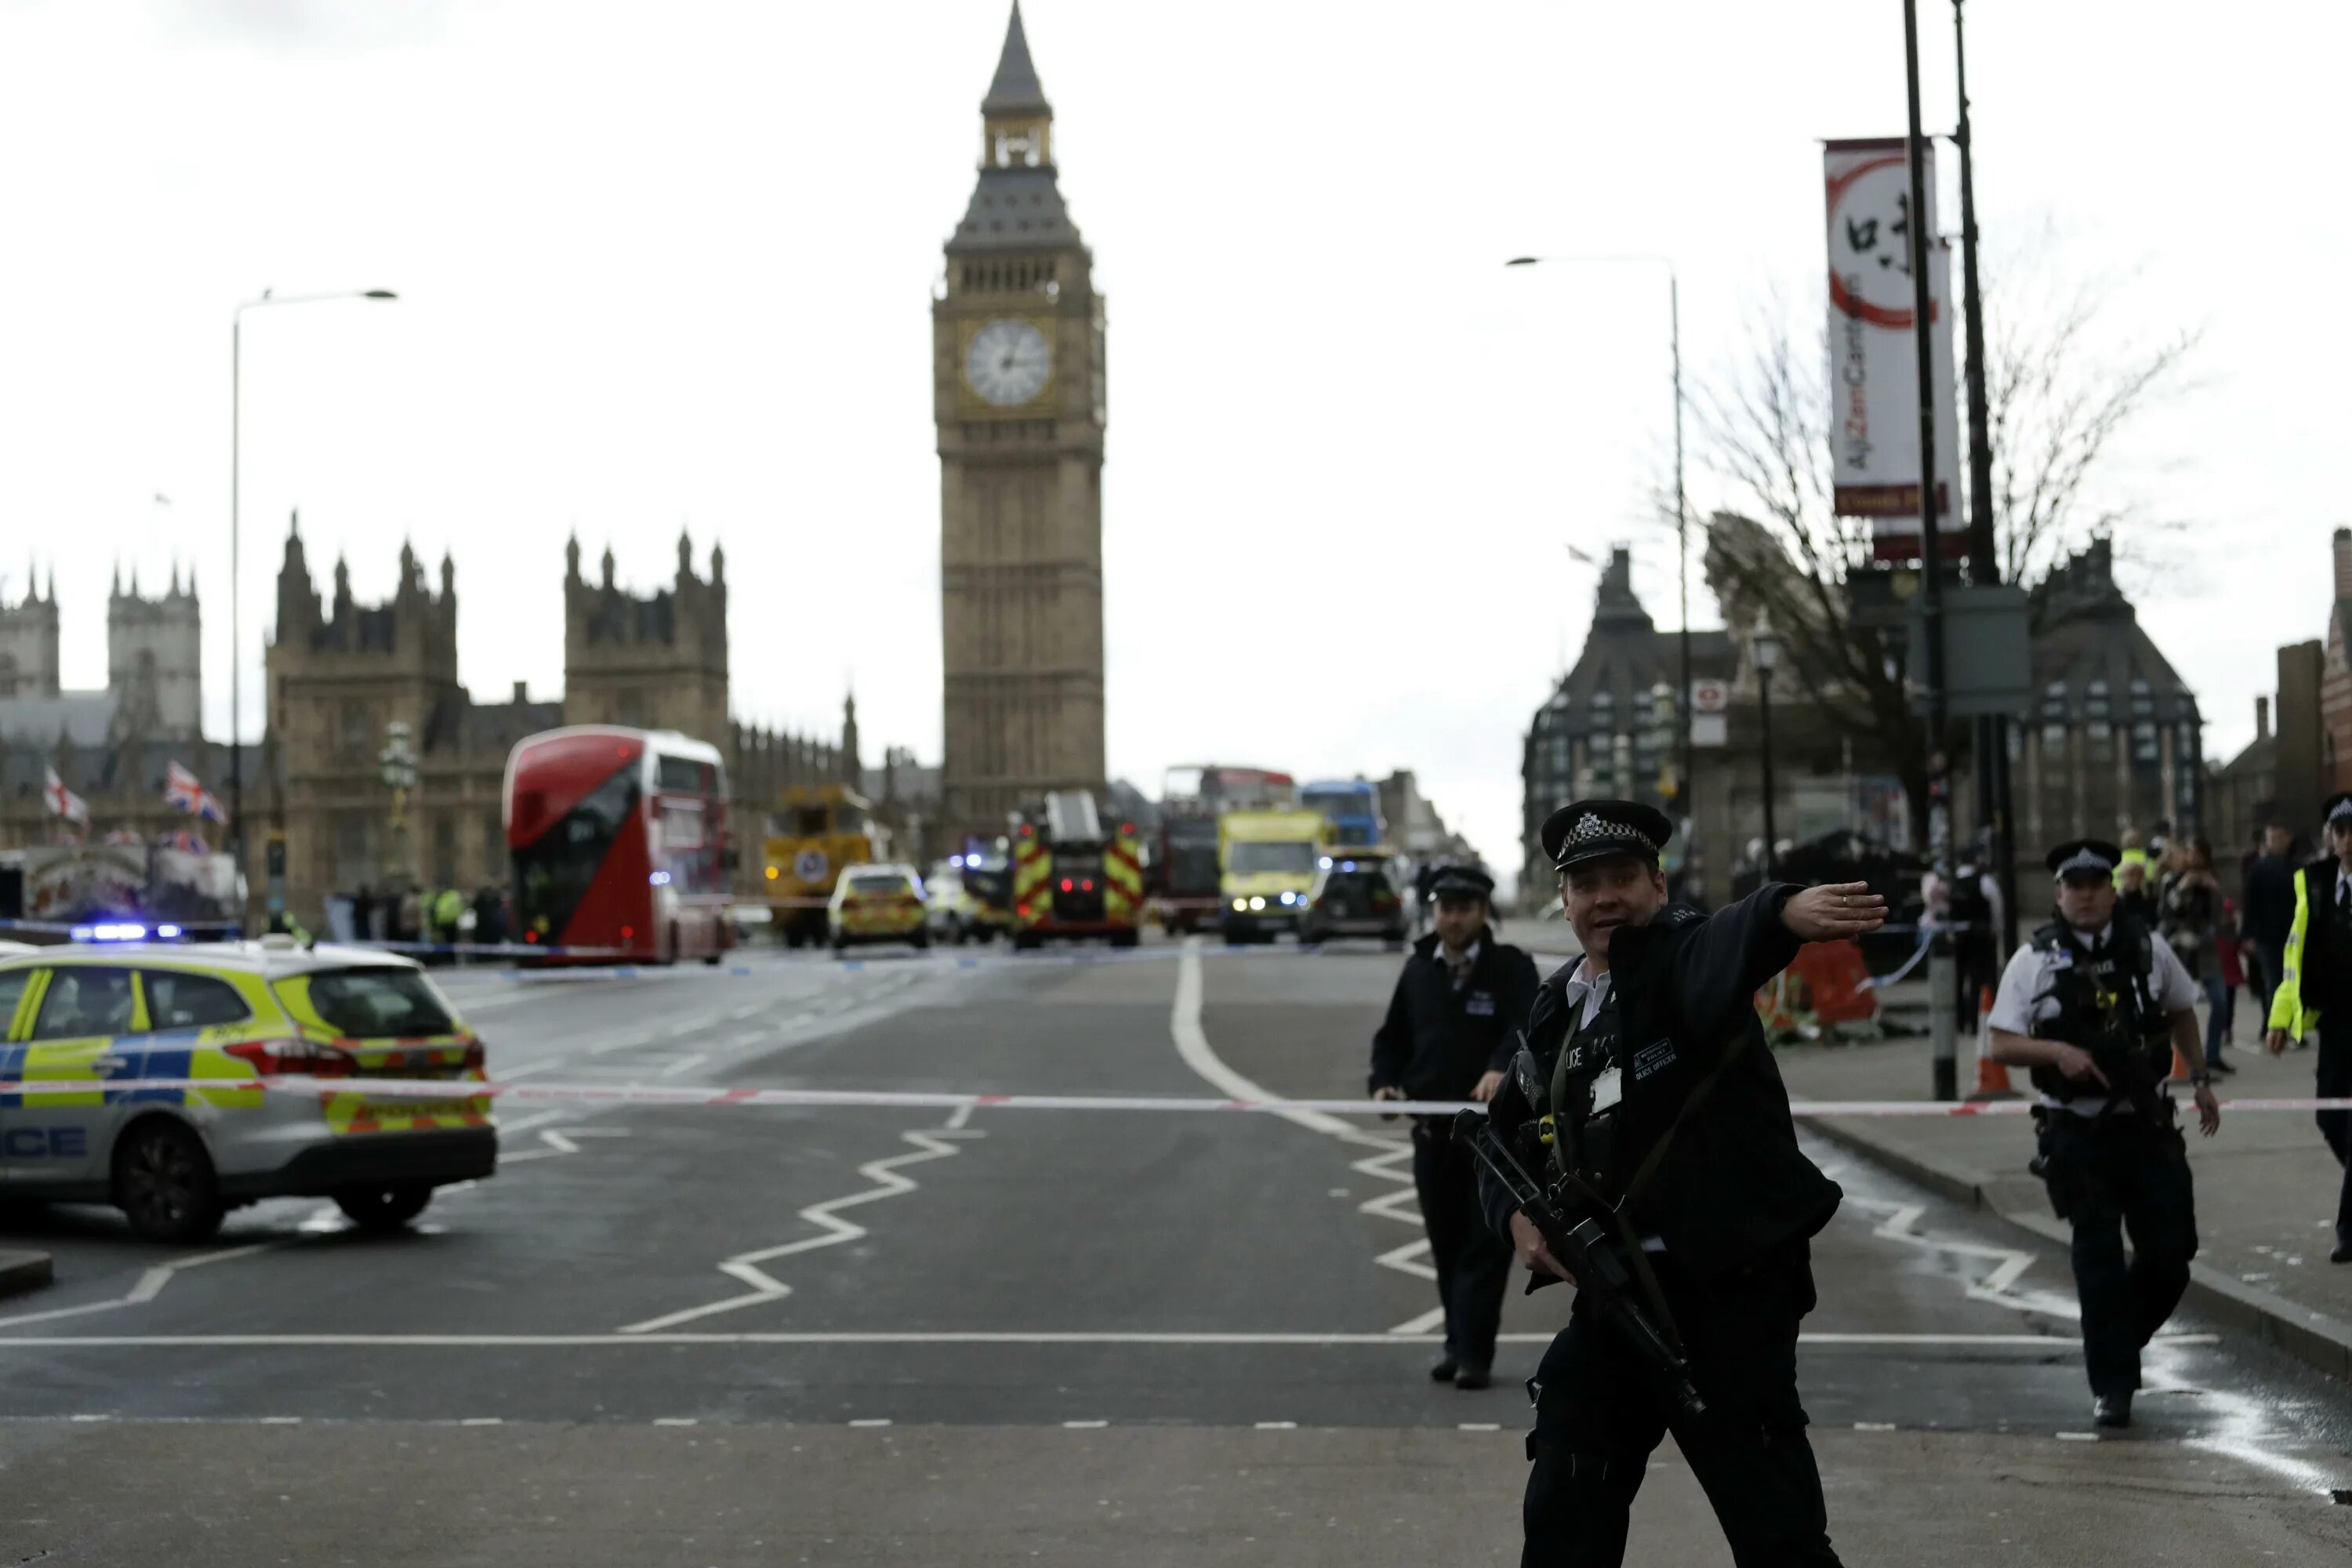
[164,761,227,824]
[42,765,88,824]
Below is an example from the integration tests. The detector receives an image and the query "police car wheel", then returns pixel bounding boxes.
[114,1120,223,1243]
[332,1181,434,1232]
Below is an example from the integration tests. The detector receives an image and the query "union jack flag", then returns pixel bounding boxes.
[42,764,88,824]
[164,760,227,823]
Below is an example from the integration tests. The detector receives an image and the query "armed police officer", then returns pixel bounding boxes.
[1369,865,1539,1390]
[1478,800,1882,1567]
[2263,790,2352,1265]
[1987,838,2220,1428]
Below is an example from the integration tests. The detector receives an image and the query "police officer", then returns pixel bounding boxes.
[1369,864,1538,1390]
[2263,791,2352,1265]
[1480,800,1881,1566]
[1987,838,2220,1428]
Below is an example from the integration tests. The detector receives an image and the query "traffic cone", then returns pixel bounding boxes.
[1973,985,2013,1095]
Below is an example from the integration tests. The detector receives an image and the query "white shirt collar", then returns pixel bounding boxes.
[1565,957,1613,1016]
[1439,938,1481,970]
[2337,865,2352,898]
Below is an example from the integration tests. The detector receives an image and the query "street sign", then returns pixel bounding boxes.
[1907,584,2031,718]
[1693,713,1729,749]
[1690,678,1730,715]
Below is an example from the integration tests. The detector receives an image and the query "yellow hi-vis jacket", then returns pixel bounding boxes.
[2267,862,2333,1040]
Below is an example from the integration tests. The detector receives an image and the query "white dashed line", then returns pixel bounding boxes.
[69,1414,109,1422]
[459,1417,503,1427]
[1062,1419,1109,1428]
[660,1053,709,1079]
[653,1417,698,1427]
[1254,1421,1297,1430]
[2056,1432,2100,1442]
[258,1416,303,1425]
[848,1418,892,1428]
[1853,1421,1896,1432]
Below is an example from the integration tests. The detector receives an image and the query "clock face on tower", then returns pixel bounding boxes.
[964,318,1052,407]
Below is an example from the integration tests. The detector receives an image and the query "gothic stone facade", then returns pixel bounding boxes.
[262,520,849,921]
[1,568,223,851]
[935,5,1109,838]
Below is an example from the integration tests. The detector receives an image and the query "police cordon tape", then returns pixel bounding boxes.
[1,1077,2345,1115]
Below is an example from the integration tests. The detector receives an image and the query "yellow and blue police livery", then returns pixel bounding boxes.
[0,938,495,1242]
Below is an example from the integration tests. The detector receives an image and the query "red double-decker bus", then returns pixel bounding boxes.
[503,726,735,964]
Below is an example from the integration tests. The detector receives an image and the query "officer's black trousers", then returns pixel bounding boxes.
[1521,1246,1838,1568]
[2047,1111,2198,1399]
[2316,1018,2352,1246]
[1410,1117,1512,1370]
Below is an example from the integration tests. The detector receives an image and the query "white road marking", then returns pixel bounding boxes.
[618,1122,978,1333]
[1254,1421,1298,1430]
[459,1417,503,1426]
[1458,1422,1501,1432]
[660,1053,709,1080]
[1169,938,1433,1327]
[848,1417,892,1428]
[0,1241,285,1330]
[257,1416,302,1425]
[945,1102,976,1131]
[499,1059,564,1080]
[2147,1338,2351,1499]
[0,1330,2194,1349]
[1842,1196,2079,1319]
[653,1417,698,1426]
[2056,1431,2100,1442]
[1062,1419,1108,1428]
[503,1125,633,1163]
[1853,1421,1896,1432]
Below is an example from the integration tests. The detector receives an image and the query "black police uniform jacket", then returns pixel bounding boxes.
[1479,886,1842,1282]
[1368,927,1542,1102]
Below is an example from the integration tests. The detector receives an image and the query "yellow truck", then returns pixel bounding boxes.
[764,786,890,949]
[1218,808,1326,945]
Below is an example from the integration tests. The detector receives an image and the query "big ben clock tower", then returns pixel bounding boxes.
[936,2,1107,837]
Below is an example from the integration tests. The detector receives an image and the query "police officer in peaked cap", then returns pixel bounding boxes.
[1370,862,1540,1390]
[1987,837,2219,1429]
[1478,799,1883,1566]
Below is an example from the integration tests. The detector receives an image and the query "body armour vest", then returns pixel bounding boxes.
[1547,985,1624,1207]
[2024,919,2170,1105]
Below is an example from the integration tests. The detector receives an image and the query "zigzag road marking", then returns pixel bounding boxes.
[1167,938,1435,1331]
[617,1123,984,1334]
[0,1241,283,1330]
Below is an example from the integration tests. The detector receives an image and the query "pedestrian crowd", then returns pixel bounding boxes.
[329,883,512,960]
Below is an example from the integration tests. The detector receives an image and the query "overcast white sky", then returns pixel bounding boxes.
[1,1,2341,876]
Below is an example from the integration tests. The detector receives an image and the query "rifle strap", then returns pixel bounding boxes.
[1620,1021,1756,1210]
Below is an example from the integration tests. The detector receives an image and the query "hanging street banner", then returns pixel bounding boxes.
[1824,136,1963,562]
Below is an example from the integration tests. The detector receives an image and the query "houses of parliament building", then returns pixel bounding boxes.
[0,521,860,920]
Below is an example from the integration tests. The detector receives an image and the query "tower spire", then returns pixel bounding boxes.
[983,2,1050,116]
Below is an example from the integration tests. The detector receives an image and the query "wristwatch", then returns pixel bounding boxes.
[2188,1070,2213,1089]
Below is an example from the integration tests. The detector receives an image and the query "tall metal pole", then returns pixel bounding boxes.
[1671,274,1694,872]
[1904,0,1958,1100]
[1759,665,1777,883]
[1954,0,2020,960]
[229,312,244,913]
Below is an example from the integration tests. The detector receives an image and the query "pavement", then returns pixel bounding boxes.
[1780,1000,2352,1384]
[0,935,2347,1564]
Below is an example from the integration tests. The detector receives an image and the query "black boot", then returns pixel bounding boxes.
[1428,1356,1459,1382]
[2093,1392,2132,1428]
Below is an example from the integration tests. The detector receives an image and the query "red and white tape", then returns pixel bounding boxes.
[4,1079,2348,1116]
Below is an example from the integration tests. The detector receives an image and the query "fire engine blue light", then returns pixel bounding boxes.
[648,871,673,886]
[156,924,183,939]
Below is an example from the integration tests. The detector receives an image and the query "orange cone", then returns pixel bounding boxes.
[1973,985,2013,1094]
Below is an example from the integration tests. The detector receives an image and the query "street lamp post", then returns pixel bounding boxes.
[229,287,397,928]
[1504,255,1692,854]
[1751,629,1781,882]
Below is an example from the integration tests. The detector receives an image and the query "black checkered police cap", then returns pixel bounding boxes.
[2327,791,2352,829]
[1427,865,1497,902]
[1542,799,1674,873]
[2045,838,2122,880]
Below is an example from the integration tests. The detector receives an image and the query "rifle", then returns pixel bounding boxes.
[1454,1108,1707,1419]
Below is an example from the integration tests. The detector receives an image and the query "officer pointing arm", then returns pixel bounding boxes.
[1474,799,1877,1568]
